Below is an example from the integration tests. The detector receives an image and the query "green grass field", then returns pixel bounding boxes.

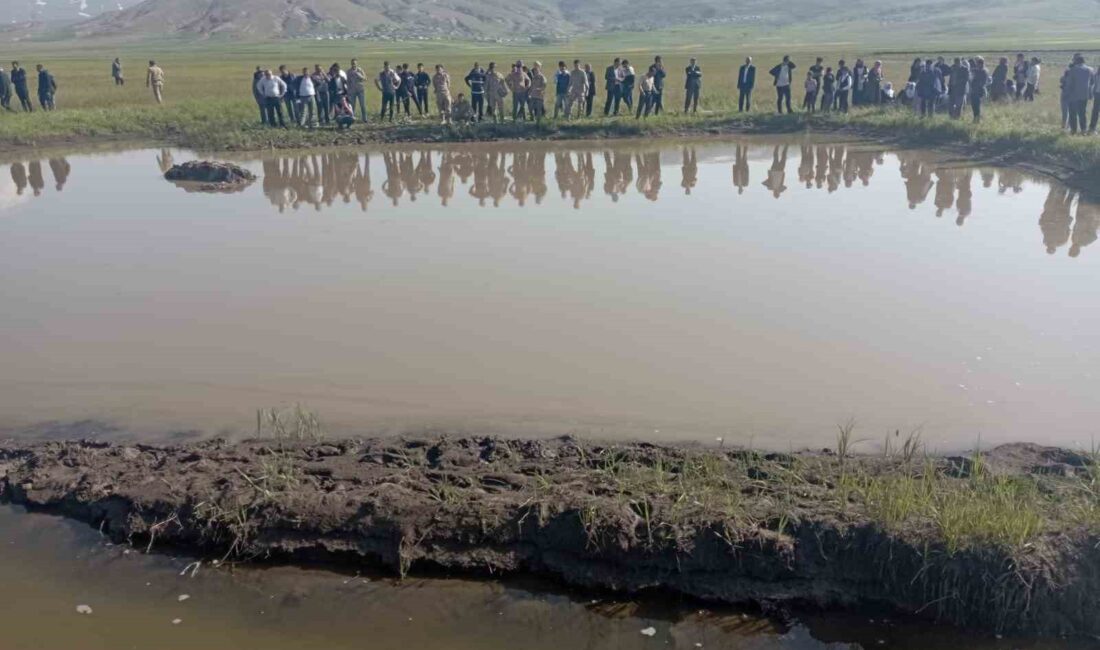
[2,38,1099,184]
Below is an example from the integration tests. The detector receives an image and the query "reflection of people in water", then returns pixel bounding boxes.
[10,162,27,195]
[681,147,697,195]
[998,169,1024,195]
[1039,185,1074,255]
[900,158,933,209]
[933,168,956,217]
[437,151,455,206]
[955,170,973,226]
[635,151,662,201]
[814,146,828,189]
[28,161,44,197]
[797,143,814,188]
[762,145,788,199]
[353,153,373,211]
[382,151,404,206]
[156,149,174,174]
[826,146,843,192]
[48,158,70,191]
[732,144,749,195]
[1070,195,1099,258]
[603,150,633,202]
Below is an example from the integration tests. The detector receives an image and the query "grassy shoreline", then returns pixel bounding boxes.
[2,435,1098,637]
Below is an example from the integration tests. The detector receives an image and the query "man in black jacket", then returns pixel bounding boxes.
[603,57,621,116]
[415,63,431,116]
[684,57,702,113]
[770,56,796,114]
[584,63,597,117]
[737,57,756,111]
[464,62,486,122]
[36,64,56,111]
[652,56,666,115]
[279,65,299,123]
[11,61,32,112]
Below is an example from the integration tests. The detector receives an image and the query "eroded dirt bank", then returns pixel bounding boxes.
[1,437,1097,637]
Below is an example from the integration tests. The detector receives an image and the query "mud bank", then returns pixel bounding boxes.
[1,437,1097,637]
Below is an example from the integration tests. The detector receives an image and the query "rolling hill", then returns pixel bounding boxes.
[4,0,1099,44]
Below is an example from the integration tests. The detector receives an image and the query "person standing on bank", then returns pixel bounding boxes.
[585,63,597,117]
[0,64,12,111]
[916,58,943,117]
[279,65,299,123]
[256,69,288,128]
[1013,53,1029,101]
[415,63,432,117]
[636,66,658,119]
[252,66,267,124]
[619,59,636,112]
[1064,54,1091,134]
[508,62,530,121]
[376,61,400,122]
[486,62,507,122]
[652,56,666,115]
[1025,56,1041,102]
[297,67,316,127]
[969,56,990,123]
[36,64,56,111]
[553,61,570,118]
[397,64,416,117]
[566,59,589,119]
[737,57,755,112]
[348,59,368,123]
[528,61,548,122]
[835,63,852,113]
[684,57,702,113]
[464,62,486,121]
[604,57,621,116]
[11,62,32,112]
[948,57,970,119]
[312,65,330,126]
[433,64,453,124]
[991,57,1009,101]
[770,55,796,114]
[112,58,124,85]
[146,60,165,104]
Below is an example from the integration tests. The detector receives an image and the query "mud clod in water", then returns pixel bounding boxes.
[164,160,256,192]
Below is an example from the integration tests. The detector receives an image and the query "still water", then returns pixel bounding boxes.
[0,503,1090,650]
[1,139,1098,450]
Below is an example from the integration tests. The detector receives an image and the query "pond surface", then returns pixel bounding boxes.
[1,139,1098,450]
[0,503,1090,650]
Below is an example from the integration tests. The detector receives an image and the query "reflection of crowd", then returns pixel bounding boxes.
[1040,185,1099,257]
[138,144,1100,259]
[5,157,70,197]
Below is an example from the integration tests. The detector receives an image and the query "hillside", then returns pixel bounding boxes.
[6,0,1100,44]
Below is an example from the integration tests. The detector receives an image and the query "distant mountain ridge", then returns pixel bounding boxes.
[4,0,1099,43]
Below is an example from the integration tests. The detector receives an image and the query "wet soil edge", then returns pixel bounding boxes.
[0,437,1097,639]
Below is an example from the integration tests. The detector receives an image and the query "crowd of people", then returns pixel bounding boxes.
[247,56,706,128]
[3,52,1100,135]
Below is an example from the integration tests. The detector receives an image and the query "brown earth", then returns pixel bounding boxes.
[1,436,1097,638]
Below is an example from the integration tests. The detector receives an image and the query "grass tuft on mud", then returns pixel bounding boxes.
[1,436,1098,637]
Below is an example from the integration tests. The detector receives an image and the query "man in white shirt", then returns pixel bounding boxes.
[256,69,288,128]
[297,67,316,127]
[770,55,797,114]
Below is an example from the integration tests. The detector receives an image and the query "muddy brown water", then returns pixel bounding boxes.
[2,139,1098,451]
[2,138,1100,648]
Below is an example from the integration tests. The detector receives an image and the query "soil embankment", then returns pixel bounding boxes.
[1,437,1097,637]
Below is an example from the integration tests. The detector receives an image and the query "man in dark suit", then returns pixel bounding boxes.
[737,57,756,112]
[603,57,621,116]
